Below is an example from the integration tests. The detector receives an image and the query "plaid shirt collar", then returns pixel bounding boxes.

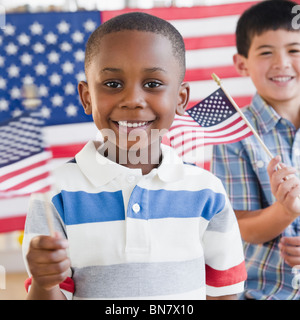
[250,93,282,134]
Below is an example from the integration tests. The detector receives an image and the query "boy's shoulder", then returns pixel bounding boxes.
[178,159,226,194]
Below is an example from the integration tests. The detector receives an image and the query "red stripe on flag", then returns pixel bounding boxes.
[50,143,85,158]
[0,160,49,183]
[171,115,244,136]
[177,130,253,157]
[0,215,26,233]
[206,261,247,287]
[185,66,239,82]
[101,2,259,22]
[172,123,250,150]
[5,172,51,192]
[184,34,236,51]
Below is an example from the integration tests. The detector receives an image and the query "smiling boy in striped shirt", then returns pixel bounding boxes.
[23,12,246,300]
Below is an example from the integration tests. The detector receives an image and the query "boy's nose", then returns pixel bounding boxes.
[272,52,292,70]
[119,85,147,109]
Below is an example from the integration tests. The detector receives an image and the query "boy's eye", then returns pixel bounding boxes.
[104,81,122,88]
[144,81,162,89]
[260,51,272,56]
[289,49,300,54]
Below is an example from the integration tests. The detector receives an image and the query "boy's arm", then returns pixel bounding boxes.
[235,156,300,244]
[235,204,295,244]
[203,178,247,298]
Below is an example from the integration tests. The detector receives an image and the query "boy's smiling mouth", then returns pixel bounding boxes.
[111,120,155,132]
[269,75,295,83]
[117,120,150,128]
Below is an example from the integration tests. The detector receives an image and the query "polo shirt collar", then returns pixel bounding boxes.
[75,141,185,187]
[156,143,185,182]
[250,93,281,133]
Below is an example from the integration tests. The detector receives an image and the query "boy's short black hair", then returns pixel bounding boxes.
[84,12,186,81]
[236,0,299,57]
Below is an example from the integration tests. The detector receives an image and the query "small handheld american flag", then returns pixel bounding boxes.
[0,111,52,199]
[168,87,253,161]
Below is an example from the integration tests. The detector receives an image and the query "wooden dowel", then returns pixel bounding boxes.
[44,194,55,237]
[212,73,274,160]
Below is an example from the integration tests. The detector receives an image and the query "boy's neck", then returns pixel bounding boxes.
[271,101,300,129]
[99,140,163,175]
[262,95,300,129]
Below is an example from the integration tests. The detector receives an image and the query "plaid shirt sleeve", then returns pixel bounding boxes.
[212,141,265,211]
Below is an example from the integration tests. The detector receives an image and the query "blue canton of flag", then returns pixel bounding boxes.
[0,11,100,126]
[186,88,237,127]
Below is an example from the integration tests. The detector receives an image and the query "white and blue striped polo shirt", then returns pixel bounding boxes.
[23,141,246,300]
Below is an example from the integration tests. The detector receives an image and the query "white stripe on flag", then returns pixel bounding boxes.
[0,151,52,176]
[170,15,240,38]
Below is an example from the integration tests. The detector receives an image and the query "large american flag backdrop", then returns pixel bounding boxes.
[1,1,295,233]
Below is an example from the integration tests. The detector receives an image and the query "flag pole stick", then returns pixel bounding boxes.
[44,194,55,237]
[211,73,274,160]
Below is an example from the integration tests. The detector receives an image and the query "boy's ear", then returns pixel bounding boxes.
[78,81,92,115]
[176,82,190,116]
[233,53,249,77]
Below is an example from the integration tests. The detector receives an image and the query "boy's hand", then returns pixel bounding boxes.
[267,156,300,219]
[26,232,70,291]
[279,236,300,268]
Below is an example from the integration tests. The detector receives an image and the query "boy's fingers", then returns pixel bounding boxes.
[267,155,281,176]
[285,184,300,200]
[30,235,68,251]
[29,248,69,264]
[276,176,300,201]
[31,258,71,277]
[281,236,300,246]
[271,166,297,186]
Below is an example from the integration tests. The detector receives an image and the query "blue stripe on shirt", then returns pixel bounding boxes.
[52,190,125,225]
[127,186,225,221]
[52,187,225,225]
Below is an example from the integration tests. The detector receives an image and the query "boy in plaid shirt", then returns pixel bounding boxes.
[212,0,300,300]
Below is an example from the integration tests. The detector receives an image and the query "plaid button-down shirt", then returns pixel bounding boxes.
[212,93,300,300]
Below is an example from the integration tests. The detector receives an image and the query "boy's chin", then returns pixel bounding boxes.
[117,140,152,152]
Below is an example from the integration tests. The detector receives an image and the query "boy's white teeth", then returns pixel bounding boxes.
[271,76,293,82]
[118,121,148,128]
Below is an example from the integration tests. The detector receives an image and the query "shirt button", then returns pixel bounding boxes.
[256,160,264,168]
[132,203,140,214]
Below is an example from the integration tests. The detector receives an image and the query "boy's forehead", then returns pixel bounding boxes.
[99,29,172,49]
[251,29,300,45]
[92,30,176,66]
[85,28,185,81]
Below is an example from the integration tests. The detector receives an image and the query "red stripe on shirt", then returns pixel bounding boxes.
[205,261,247,287]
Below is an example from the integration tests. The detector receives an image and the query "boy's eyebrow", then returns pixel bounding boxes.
[101,67,124,73]
[100,67,167,74]
[255,43,300,50]
[287,42,300,46]
[143,67,167,73]
[255,45,274,51]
